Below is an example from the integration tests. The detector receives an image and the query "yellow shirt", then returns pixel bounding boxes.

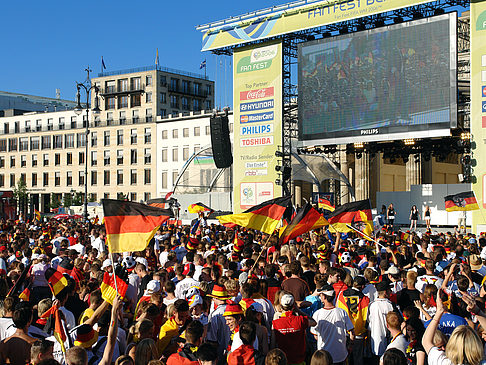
[157,318,186,356]
[79,308,94,324]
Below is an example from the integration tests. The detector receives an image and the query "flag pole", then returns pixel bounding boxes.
[110,252,119,294]
[345,224,386,249]
[250,233,273,272]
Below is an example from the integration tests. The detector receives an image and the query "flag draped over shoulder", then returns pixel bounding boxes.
[318,198,335,212]
[100,272,128,304]
[279,203,329,244]
[217,196,291,235]
[42,303,67,353]
[188,202,212,214]
[328,199,374,237]
[102,199,173,253]
[444,191,479,211]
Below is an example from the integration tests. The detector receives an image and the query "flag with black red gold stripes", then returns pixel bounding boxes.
[102,199,173,253]
[444,191,479,212]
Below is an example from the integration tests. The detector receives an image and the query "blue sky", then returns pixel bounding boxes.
[0,0,278,107]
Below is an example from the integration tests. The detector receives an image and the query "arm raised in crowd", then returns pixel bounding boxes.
[99,295,122,365]
[84,299,110,327]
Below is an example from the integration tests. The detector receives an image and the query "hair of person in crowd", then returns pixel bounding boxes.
[265,348,288,365]
[382,348,407,365]
[310,349,333,365]
[196,342,218,365]
[239,321,257,345]
[445,325,484,365]
[114,355,134,365]
[30,339,54,365]
[134,338,158,365]
[66,346,88,365]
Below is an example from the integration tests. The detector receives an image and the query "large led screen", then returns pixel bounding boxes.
[298,13,457,145]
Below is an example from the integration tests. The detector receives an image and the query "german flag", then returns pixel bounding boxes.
[100,272,128,305]
[328,199,373,237]
[216,196,291,235]
[233,231,244,253]
[445,191,479,212]
[148,192,173,209]
[45,268,68,297]
[188,202,212,214]
[102,199,173,253]
[279,203,329,244]
[318,198,335,212]
[42,303,67,353]
[34,209,41,222]
[19,286,31,302]
[337,291,369,336]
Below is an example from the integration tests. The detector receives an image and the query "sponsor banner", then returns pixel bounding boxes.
[201,0,434,51]
[240,123,274,136]
[240,136,274,147]
[240,111,274,124]
[472,0,486,231]
[233,41,282,213]
[240,87,274,101]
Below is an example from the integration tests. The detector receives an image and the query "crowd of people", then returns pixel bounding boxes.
[0,213,486,365]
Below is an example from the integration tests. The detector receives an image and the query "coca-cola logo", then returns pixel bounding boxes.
[240,87,274,101]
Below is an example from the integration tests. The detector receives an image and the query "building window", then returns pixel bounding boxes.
[205,125,210,135]
[117,170,123,185]
[170,95,178,109]
[104,151,110,165]
[107,97,115,110]
[0,140,6,152]
[104,193,110,199]
[183,80,190,93]
[183,128,189,138]
[82,115,88,128]
[90,193,97,202]
[53,135,62,149]
[160,75,167,86]
[119,96,128,109]
[55,172,60,186]
[160,109,167,117]
[146,108,152,122]
[79,171,84,186]
[194,144,200,153]
[181,97,189,110]
[144,192,151,202]
[106,80,115,93]
[131,77,141,90]
[130,129,137,144]
[32,154,38,167]
[91,131,97,147]
[170,78,179,91]
[0,157,4,168]
[20,155,26,167]
[117,130,123,145]
[146,75,152,86]
[0,174,4,188]
[43,173,49,186]
[3,123,8,134]
[104,170,110,185]
[131,94,141,107]
[162,148,168,162]
[183,146,189,161]
[160,93,166,104]
[130,169,137,185]
[65,134,75,148]
[10,174,15,188]
[19,137,28,151]
[206,84,212,95]
[130,192,137,201]
[91,171,97,186]
[117,150,123,165]
[10,156,15,168]
[66,171,72,186]
[91,151,97,166]
[193,99,200,111]
[146,92,152,103]
[66,153,72,165]
[144,128,151,143]
[59,117,65,130]
[194,83,201,95]
[107,112,113,125]
[144,148,151,164]
[55,153,60,166]
[94,116,100,127]
[30,137,40,150]
[172,129,178,138]
[77,133,86,148]
[47,119,53,131]
[20,173,26,184]
[172,170,179,185]
[144,169,151,184]
[71,116,77,129]
[43,154,49,166]
[79,152,85,165]
[8,138,17,152]
[35,119,41,131]
[162,130,168,139]
[161,171,167,189]
[119,79,128,92]
[130,149,137,164]
[172,147,178,162]
[205,100,211,110]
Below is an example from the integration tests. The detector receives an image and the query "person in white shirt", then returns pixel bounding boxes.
[415,259,443,293]
[368,281,395,358]
[384,311,409,355]
[175,263,200,299]
[311,284,354,364]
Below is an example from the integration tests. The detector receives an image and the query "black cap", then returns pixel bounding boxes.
[375,281,392,292]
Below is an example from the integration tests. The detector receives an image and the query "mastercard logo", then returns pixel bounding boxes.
[240,115,249,123]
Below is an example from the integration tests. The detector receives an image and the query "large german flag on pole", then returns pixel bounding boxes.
[217,196,291,235]
[102,199,173,253]
[328,199,373,237]
[279,203,329,244]
[445,191,479,211]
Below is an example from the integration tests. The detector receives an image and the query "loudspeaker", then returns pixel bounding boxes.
[210,115,233,169]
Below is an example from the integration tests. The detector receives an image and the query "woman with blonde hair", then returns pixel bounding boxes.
[423,292,486,365]
[134,338,158,365]
[310,349,333,365]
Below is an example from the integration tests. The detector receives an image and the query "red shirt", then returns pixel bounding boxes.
[227,344,264,365]
[272,312,309,364]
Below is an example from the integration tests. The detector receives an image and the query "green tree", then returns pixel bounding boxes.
[13,178,28,216]
[72,192,84,206]
[50,194,61,210]
[63,193,73,208]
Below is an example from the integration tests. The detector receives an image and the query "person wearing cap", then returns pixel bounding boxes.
[336,276,369,365]
[385,266,403,301]
[158,299,192,356]
[224,302,258,353]
[311,284,354,365]
[469,254,486,279]
[415,259,443,293]
[368,280,394,359]
[135,280,161,316]
[272,292,316,365]
[189,294,208,328]
[206,284,231,360]
[166,320,205,365]
[175,263,200,299]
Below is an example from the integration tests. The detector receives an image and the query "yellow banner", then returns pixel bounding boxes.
[233,41,283,213]
[472,0,486,232]
[202,0,432,51]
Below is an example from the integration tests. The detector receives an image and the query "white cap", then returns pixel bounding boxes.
[281,293,295,310]
[145,280,161,295]
[102,259,112,269]
[135,257,148,268]
[188,294,203,308]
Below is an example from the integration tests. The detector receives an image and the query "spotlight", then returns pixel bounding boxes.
[404,138,415,146]
[354,142,364,149]
[461,132,471,140]
[462,155,471,165]
[275,165,282,172]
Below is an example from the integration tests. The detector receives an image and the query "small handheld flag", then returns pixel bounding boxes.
[200,60,206,69]
[100,272,128,304]
[318,197,335,212]
[188,202,212,214]
[101,56,107,71]
[34,209,41,222]
[155,48,159,67]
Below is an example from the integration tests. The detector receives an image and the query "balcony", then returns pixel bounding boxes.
[100,83,146,96]
[168,85,209,98]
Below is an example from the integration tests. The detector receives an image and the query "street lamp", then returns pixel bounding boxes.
[74,67,101,223]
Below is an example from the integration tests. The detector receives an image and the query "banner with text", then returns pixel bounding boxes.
[233,41,282,213]
[202,0,433,51]
[472,0,486,232]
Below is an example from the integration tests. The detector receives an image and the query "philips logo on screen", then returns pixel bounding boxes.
[240,112,274,124]
[240,100,274,112]
[360,129,379,135]
[241,124,273,136]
